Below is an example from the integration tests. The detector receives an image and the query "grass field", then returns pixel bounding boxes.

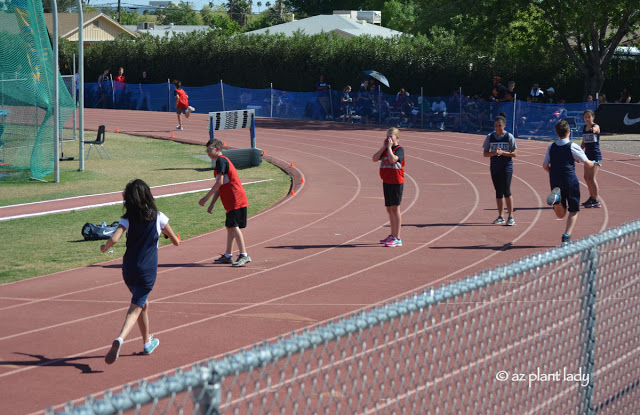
[0,132,291,284]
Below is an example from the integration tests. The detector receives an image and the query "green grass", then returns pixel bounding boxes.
[0,132,216,206]
[0,132,291,283]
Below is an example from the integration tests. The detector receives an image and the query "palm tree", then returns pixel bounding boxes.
[265,1,271,9]
[256,1,262,12]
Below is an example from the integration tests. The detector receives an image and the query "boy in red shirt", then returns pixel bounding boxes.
[373,127,405,247]
[114,67,126,108]
[199,139,251,266]
[174,80,195,130]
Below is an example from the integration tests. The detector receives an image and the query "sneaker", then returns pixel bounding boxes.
[105,339,122,364]
[561,234,571,247]
[143,335,159,355]
[547,187,561,205]
[506,216,515,226]
[385,237,402,247]
[214,254,233,264]
[581,197,594,207]
[379,235,394,244]
[176,125,184,130]
[232,254,252,267]
[584,199,601,208]
[188,106,195,113]
[492,216,505,225]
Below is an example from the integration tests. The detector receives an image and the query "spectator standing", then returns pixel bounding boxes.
[136,71,152,111]
[340,85,353,122]
[502,81,516,102]
[544,87,557,104]
[616,88,632,103]
[431,97,447,130]
[491,76,508,102]
[529,83,545,103]
[316,74,331,119]
[96,68,110,108]
[113,67,127,108]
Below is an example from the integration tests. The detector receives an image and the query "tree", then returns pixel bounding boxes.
[42,0,77,12]
[283,0,369,18]
[227,0,252,26]
[111,9,143,25]
[158,2,204,25]
[257,1,262,12]
[201,5,242,34]
[415,0,640,98]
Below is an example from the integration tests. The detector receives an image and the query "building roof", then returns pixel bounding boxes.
[245,14,404,38]
[43,12,137,40]
[123,24,210,39]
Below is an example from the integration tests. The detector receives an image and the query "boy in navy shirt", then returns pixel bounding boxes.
[543,120,594,246]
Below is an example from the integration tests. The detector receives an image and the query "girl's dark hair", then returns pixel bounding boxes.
[495,116,507,125]
[122,179,158,222]
[583,109,595,118]
[174,80,181,88]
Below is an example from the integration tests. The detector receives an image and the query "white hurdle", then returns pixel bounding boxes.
[208,109,262,167]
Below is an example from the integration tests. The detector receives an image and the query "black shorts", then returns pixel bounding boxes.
[225,206,247,228]
[383,182,404,207]
[551,184,580,213]
[491,172,513,198]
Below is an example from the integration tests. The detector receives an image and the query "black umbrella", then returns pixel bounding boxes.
[363,70,389,88]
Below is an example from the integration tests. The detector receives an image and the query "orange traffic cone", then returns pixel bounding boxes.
[290,161,295,167]
[171,132,175,138]
[301,177,305,183]
[262,150,266,156]
[290,189,295,196]
[115,127,120,132]
[223,141,226,146]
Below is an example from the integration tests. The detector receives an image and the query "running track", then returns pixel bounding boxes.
[1,109,639,414]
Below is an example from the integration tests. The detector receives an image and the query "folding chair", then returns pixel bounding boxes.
[84,125,111,160]
[564,116,578,139]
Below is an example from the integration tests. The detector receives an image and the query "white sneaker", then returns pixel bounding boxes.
[188,106,195,113]
[176,125,184,130]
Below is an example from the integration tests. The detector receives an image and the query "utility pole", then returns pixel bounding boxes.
[117,0,121,22]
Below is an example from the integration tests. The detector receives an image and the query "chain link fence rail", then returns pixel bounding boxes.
[47,220,640,415]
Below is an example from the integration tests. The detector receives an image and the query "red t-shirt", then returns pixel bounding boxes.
[214,156,248,212]
[114,74,125,90]
[379,145,405,184]
[174,88,188,109]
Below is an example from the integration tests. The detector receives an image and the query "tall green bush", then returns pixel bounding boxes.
[61,30,638,101]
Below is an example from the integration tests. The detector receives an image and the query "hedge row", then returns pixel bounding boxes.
[59,31,639,102]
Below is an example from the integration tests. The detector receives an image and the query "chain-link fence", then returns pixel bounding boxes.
[48,219,640,415]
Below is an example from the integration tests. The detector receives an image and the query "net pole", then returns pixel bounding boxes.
[220,80,225,111]
[53,0,60,183]
[421,87,424,129]
[167,79,170,111]
[270,82,273,118]
[72,56,77,143]
[512,93,517,137]
[377,85,381,124]
[459,86,462,132]
[329,85,334,120]
[77,2,85,172]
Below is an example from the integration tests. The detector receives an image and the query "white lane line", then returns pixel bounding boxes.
[0,179,271,222]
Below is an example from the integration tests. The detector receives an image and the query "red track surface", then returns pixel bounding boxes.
[1,109,639,414]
